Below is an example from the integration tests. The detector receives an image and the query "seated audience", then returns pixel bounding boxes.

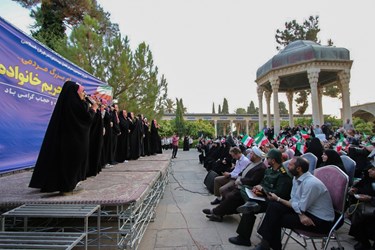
[227,149,292,247]
[320,149,347,174]
[210,147,250,206]
[255,156,335,250]
[347,151,375,250]
[202,146,266,222]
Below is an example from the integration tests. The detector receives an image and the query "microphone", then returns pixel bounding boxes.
[85,94,96,105]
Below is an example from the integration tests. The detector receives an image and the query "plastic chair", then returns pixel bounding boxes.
[301,152,318,174]
[282,165,349,250]
[340,155,356,187]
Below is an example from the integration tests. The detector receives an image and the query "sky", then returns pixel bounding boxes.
[1,0,374,117]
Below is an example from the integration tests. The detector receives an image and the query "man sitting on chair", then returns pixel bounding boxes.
[253,156,335,250]
[228,149,292,247]
[210,146,250,205]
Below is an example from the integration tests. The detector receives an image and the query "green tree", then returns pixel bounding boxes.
[275,15,320,51]
[60,15,104,75]
[164,98,175,114]
[279,101,288,115]
[14,0,94,51]
[353,117,374,135]
[295,91,309,115]
[222,98,229,114]
[218,104,222,114]
[16,0,169,121]
[116,42,168,120]
[235,108,247,115]
[179,98,187,113]
[275,15,340,114]
[185,120,215,138]
[174,98,185,136]
[212,103,216,114]
[247,100,258,114]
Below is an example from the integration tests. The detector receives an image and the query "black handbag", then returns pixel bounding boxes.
[204,170,218,194]
[360,202,375,216]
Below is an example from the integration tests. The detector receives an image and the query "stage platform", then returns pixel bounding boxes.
[0,153,171,249]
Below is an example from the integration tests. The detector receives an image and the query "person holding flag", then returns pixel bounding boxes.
[241,135,254,148]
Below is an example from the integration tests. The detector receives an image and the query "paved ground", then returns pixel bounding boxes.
[139,149,356,250]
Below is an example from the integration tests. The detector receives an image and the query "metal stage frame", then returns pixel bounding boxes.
[0,161,171,250]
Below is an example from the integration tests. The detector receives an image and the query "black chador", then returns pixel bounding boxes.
[115,110,130,162]
[101,107,112,167]
[129,115,142,160]
[183,136,190,151]
[150,120,162,154]
[86,109,104,177]
[109,106,120,164]
[29,81,95,193]
[143,120,150,156]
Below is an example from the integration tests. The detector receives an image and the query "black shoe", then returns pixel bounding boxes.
[206,214,223,222]
[250,245,270,250]
[237,201,261,214]
[202,209,212,215]
[228,236,251,246]
[210,198,221,205]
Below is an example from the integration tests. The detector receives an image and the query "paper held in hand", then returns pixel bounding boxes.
[245,187,266,201]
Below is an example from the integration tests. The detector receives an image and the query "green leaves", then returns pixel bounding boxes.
[16,0,169,121]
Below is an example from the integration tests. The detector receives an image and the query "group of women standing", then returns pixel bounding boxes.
[29,81,162,194]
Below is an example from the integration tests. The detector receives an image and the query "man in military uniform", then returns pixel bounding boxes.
[228,149,292,247]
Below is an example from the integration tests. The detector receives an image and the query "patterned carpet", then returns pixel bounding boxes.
[0,153,170,208]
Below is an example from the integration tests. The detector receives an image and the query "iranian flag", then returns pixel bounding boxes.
[292,142,307,154]
[300,130,310,139]
[254,131,269,146]
[241,135,254,147]
[279,135,287,144]
[336,134,349,152]
[291,134,301,143]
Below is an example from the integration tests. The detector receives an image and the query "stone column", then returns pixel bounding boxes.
[257,86,264,132]
[338,70,352,125]
[230,120,233,133]
[264,90,272,129]
[286,90,294,128]
[270,77,280,136]
[246,120,249,135]
[318,86,324,125]
[307,68,321,126]
[214,120,217,138]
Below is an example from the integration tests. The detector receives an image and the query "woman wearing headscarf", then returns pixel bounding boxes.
[128,112,142,160]
[319,149,347,174]
[306,137,324,167]
[143,117,151,156]
[86,98,104,177]
[100,100,112,167]
[115,110,130,163]
[29,81,97,193]
[150,119,162,154]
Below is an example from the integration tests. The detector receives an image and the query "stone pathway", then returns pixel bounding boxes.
[139,150,356,250]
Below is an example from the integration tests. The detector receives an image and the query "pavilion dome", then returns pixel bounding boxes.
[256,40,350,79]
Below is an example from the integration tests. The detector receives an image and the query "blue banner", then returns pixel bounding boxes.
[0,17,111,173]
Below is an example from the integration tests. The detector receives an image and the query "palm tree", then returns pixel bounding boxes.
[164,98,175,114]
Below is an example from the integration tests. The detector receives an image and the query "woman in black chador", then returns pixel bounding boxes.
[115,110,130,162]
[29,81,96,193]
[150,119,162,154]
[86,104,104,177]
[128,112,141,160]
[143,117,151,156]
[183,136,190,151]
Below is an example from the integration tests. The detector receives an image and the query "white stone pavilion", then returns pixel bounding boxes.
[255,40,353,135]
